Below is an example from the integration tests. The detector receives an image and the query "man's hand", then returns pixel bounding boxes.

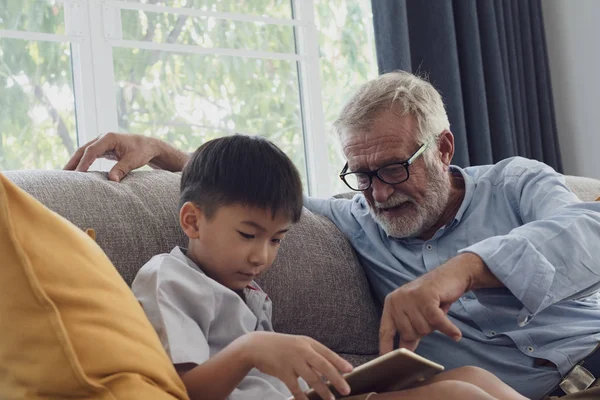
[64,132,189,182]
[378,252,502,355]
[239,332,353,400]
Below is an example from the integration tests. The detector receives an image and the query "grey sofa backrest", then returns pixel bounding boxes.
[6,170,599,360]
[5,170,381,358]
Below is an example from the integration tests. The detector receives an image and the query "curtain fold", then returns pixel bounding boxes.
[371,0,562,172]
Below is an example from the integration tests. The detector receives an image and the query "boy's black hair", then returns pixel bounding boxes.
[180,134,303,222]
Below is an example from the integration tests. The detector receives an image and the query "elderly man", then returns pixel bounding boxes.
[66,71,600,399]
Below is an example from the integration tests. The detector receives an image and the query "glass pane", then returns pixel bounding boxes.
[121,9,295,53]
[122,0,292,19]
[314,0,379,195]
[0,38,76,170]
[0,0,65,34]
[113,47,307,186]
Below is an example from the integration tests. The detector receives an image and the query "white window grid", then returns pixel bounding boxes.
[0,0,333,197]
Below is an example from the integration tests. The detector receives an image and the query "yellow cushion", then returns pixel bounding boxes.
[0,173,188,400]
[85,228,97,241]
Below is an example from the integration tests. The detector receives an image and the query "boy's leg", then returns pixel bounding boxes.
[425,366,527,400]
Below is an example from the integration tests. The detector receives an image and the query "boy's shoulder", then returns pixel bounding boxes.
[133,246,214,293]
[136,246,187,276]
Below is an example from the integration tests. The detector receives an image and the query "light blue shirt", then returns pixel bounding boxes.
[305,157,600,399]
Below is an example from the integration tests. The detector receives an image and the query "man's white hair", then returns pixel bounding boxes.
[333,71,450,164]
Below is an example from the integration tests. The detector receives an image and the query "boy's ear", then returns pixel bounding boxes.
[180,202,204,239]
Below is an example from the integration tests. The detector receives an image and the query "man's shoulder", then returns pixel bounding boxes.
[462,157,557,185]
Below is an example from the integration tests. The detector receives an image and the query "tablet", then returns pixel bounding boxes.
[305,348,444,399]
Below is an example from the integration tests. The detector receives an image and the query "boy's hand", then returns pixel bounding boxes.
[239,331,353,400]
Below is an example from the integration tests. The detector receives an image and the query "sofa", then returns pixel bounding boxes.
[5,169,600,369]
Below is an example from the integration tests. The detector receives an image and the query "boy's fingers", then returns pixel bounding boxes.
[296,363,334,400]
[311,340,353,373]
[282,374,308,400]
[306,351,350,397]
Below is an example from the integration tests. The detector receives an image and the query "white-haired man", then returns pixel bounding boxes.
[66,71,600,400]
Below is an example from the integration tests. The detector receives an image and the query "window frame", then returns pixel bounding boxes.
[0,0,336,196]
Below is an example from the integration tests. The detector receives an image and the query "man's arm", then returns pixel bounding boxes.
[459,159,600,318]
[378,251,503,354]
[64,132,190,181]
[379,159,600,352]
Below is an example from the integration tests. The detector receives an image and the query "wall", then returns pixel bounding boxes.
[543,0,600,179]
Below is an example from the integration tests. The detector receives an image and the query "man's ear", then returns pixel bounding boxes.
[180,202,203,239]
[437,130,455,170]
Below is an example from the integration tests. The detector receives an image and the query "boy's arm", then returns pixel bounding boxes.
[179,331,354,400]
[175,336,252,400]
[133,255,353,400]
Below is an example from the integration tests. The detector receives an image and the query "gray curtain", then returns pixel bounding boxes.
[371,0,562,171]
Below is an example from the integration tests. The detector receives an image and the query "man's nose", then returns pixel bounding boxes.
[370,176,394,203]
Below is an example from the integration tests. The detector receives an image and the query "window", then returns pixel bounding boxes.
[0,0,77,170]
[0,0,377,196]
[313,0,378,194]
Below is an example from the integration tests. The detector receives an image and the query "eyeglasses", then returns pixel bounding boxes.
[339,141,430,191]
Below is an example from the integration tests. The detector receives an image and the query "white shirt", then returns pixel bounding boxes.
[132,247,302,400]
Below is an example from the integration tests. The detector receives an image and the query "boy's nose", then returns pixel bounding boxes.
[248,243,269,266]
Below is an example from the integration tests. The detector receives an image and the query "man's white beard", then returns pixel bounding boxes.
[369,166,451,238]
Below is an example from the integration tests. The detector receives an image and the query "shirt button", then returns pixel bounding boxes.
[426,244,433,250]
[527,346,535,353]
[518,314,533,327]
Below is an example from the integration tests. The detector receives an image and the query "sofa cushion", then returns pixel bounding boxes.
[5,170,187,285]
[0,173,187,399]
[258,206,381,355]
[6,170,381,356]
[565,175,600,201]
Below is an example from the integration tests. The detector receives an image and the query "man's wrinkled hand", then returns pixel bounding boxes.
[378,252,496,355]
[64,132,161,182]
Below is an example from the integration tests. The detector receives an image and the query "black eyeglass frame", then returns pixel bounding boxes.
[339,141,431,191]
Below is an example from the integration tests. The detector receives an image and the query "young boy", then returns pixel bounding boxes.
[132,135,526,400]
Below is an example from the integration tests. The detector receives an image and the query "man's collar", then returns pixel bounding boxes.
[448,165,475,226]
